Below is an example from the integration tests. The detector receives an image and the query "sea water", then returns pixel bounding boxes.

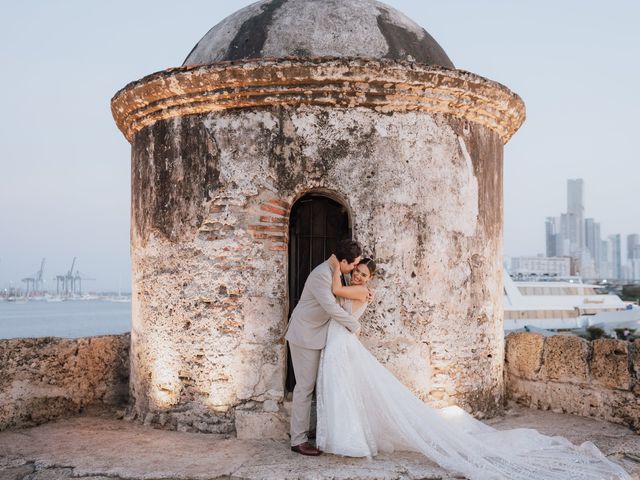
[0,300,131,339]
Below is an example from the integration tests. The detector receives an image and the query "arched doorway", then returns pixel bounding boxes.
[286,194,351,393]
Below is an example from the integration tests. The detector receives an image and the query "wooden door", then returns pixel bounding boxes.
[286,195,350,392]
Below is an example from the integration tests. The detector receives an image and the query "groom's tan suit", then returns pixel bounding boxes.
[285,260,361,446]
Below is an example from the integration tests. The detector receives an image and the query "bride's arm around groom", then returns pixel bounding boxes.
[285,259,362,350]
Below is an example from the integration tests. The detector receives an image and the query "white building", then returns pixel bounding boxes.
[509,256,571,278]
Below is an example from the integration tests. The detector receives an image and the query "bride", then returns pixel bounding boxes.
[316,255,630,480]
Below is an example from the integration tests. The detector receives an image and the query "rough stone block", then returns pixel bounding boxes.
[262,400,279,412]
[591,339,630,390]
[0,334,130,431]
[543,335,589,383]
[630,342,640,386]
[235,411,288,440]
[505,333,544,380]
[0,463,36,480]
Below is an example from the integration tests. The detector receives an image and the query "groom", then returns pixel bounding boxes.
[285,239,363,456]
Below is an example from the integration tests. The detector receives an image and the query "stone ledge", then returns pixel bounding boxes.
[236,410,288,440]
[1,405,637,479]
[505,333,640,433]
[111,57,525,144]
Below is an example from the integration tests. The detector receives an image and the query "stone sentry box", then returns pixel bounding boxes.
[111,0,525,435]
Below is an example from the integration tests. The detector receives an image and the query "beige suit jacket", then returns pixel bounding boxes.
[285,261,361,350]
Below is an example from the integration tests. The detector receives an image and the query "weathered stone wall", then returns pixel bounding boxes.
[505,332,640,432]
[127,101,506,434]
[0,334,129,431]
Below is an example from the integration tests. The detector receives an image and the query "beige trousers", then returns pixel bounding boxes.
[288,342,321,446]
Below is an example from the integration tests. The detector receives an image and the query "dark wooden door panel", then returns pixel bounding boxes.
[286,195,350,392]
[288,196,350,313]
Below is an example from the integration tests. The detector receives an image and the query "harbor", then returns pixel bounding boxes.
[0,298,130,339]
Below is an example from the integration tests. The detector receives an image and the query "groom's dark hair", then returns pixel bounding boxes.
[335,239,362,264]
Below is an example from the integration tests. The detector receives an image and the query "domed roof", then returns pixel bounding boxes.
[183,0,454,68]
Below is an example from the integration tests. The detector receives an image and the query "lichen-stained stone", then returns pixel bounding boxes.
[630,342,640,392]
[542,335,589,383]
[591,339,631,390]
[0,334,129,431]
[505,333,544,381]
[506,336,640,433]
[507,375,640,433]
[112,59,525,145]
[182,0,454,67]
[112,0,525,434]
[123,106,512,424]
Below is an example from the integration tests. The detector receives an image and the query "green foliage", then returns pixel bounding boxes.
[621,285,640,302]
[585,326,606,340]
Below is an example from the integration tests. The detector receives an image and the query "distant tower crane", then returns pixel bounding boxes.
[35,258,45,294]
[51,258,97,298]
[55,274,66,296]
[55,257,77,297]
[20,258,46,298]
[74,271,96,296]
[21,277,35,297]
[66,257,76,296]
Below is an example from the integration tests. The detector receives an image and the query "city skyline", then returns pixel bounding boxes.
[1,0,639,290]
[536,178,637,280]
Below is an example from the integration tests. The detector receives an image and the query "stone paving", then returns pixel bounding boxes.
[0,405,639,480]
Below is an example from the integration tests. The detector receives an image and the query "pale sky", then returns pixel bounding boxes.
[1,0,638,291]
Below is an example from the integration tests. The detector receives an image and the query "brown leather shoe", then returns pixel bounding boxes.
[291,441,322,456]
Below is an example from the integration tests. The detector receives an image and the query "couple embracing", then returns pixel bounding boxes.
[284,240,630,479]
[285,239,373,456]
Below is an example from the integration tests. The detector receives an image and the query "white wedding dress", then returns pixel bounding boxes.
[316,300,630,480]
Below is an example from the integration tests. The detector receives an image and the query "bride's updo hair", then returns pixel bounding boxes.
[358,258,376,276]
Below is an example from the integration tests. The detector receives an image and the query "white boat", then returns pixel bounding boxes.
[107,296,131,303]
[45,296,65,302]
[503,271,640,332]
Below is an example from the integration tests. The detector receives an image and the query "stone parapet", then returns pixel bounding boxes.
[0,334,130,431]
[505,333,640,432]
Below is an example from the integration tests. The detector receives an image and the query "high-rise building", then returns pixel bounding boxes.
[558,213,571,256]
[600,238,611,278]
[627,234,640,260]
[566,179,584,254]
[545,217,559,257]
[567,178,584,214]
[584,218,601,276]
[541,179,627,279]
[608,234,622,279]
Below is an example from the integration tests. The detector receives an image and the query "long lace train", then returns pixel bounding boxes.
[316,319,630,480]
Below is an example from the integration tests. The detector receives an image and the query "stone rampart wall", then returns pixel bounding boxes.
[0,334,130,431]
[505,332,640,432]
[3,331,639,435]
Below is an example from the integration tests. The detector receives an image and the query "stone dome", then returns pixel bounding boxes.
[183,0,454,68]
